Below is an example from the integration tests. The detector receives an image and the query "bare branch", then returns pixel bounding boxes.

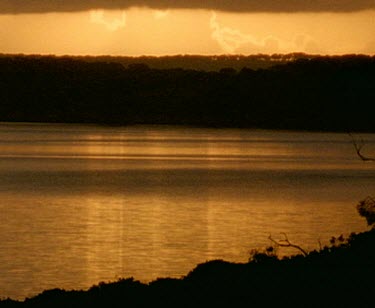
[268,233,308,256]
[348,133,375,162]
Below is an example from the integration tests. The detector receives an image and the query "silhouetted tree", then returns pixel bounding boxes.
[357,197,375,227]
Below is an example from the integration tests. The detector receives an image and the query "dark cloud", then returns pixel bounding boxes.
[0,0,374,14]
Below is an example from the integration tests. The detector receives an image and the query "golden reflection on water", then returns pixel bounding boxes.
[0,122,315,161]
[0,123,374,299]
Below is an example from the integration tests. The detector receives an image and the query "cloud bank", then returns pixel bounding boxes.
[1,0,374,14]
[209,13,321,54]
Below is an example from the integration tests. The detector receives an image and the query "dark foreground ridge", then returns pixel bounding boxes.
[1,229,375,308]
[1,54,375,132]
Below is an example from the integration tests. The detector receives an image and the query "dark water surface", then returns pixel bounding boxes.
[0,122,374,300]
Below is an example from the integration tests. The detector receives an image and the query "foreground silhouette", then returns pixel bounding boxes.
[1,225,374,307]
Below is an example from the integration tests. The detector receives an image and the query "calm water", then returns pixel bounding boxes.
[0,122,375,300]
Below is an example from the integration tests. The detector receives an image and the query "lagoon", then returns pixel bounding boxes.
[0,122,374,300]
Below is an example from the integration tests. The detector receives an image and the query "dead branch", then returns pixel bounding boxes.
[318,239,322,251]
[268,233,308,256]
[348,133,375,162]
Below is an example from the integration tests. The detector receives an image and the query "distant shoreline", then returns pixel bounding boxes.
[1,54,375,133]
[1,120,375,135]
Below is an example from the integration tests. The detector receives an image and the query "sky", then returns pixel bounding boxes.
[1,1,374,55]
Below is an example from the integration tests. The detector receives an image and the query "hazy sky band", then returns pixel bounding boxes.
[1,0,375,14]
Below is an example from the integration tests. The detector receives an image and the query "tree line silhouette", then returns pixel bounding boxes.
[0,54,374,131]
[10,54,304,71]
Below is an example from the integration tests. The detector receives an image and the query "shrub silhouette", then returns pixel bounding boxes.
[357,197,375,227]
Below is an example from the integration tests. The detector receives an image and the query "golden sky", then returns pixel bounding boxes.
[1,7,374,55]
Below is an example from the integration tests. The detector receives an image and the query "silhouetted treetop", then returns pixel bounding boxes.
[357,197,375,227]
